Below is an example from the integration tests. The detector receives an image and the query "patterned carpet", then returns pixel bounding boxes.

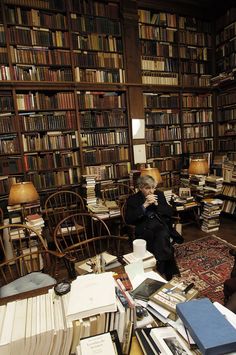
[174,235,235,304]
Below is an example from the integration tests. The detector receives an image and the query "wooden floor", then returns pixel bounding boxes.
[183,213,236,246]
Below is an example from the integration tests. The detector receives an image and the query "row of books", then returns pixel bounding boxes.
[146,141,182,157]
[139,25,177,42]
[80,110,127,129]
[179,30,212,46]
[75,68,125,84]
[222,200,236,214]
[182,109,213,123]
[13,66,73,82]
[143,93,179,108]
[9,27,70,48]
[183,138,213,153]
[10,46,72,66]
[16,92,75,111]
[146,126,181,141]
[72,34,122,52]
[6,7,67,29]
[182,93,212,108]
[140,41,178,58]
[74,51,123,68]
[21,111,76,131]
[138,9,177,27]
[24,151,80,171]
[68,0,120,18]
[70,15,121,35]
[81,130,128,147]
[142,72,178,86]
[182,75,211,88]
[218,138,236,151]
[179,45,211,61]
[22,131,79,152]
[83,146,129,165]
[141,57,178,72]
[147,157,181,172]
[183,124,213,139]
[180,61,211,74]
[28,167,81,189]
[218,107,236,122]
[145,110,179,125]
[77,91,125,110]
[84,162,131,181]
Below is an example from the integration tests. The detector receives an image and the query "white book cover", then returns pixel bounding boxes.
[66,273,117,321]
[78,332,117,355]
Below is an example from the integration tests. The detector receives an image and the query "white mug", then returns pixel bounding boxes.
[133,239,146,259]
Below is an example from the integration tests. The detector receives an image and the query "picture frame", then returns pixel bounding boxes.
[178,187,191,199]
[132,118,145,139]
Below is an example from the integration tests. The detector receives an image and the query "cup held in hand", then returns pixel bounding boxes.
[133,239,146,258]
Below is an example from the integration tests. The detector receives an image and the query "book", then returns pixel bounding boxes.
[176,298,236,355]
[76,330,122,355]
[149,280,198,320]
[131,278,165,301]
[135,328,161,355]
[150,326,193,355]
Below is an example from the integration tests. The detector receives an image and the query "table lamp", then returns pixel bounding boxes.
[8,182,39,217]
[140,167,163,184]
[188,158,209,176]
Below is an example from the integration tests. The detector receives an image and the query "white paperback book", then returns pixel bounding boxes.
[66,272,117,322]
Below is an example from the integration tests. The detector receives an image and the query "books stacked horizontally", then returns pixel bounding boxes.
[123,250,156,271]
[148,279,199,321]
[75,251,121,274]
[104,200,121,217]
[87,203,110,219]
[80,174,97,206]
[25,213,45,236]
[204,175,223,194]
[201,198,223,233]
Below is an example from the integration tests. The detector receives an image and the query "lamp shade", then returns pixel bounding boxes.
[140,167,162,184]
[188,159,209,175]
[8,182,39,205]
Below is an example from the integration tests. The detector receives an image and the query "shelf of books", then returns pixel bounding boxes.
[215,8,236,79]
[179,15,212,87]
[78,90,131,181]
[144,91,182,187]
[182,92,214,156]
[69,0,125,84]
[217,90,236,156]
[4,0,73,83]
[17,89,81,191]
[138,8,179,86]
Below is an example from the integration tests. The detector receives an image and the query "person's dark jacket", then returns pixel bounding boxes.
[125,190,173,236]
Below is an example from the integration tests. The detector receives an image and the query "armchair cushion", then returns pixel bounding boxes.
[0,272,56,298]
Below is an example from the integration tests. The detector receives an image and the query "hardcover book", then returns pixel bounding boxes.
[176,298,236,355]
[131,278,165,301]
[149,280,198,320]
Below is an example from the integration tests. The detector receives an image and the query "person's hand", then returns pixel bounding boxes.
[143,194,158,208]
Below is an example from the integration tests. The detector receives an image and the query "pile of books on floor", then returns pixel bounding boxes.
[201,198,223,233]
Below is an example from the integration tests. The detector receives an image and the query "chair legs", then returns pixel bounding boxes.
[64,258,77,280]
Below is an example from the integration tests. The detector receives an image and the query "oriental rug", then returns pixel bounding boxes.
[174,235,235,304]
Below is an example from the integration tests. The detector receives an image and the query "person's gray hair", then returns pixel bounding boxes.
[137,175,156,188]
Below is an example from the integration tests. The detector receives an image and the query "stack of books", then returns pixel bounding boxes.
[204,175,223,194]
[25,213,45,236]
[201,198,223,233]
[87,203,110,219]
[189,175,206,192]
[80,175,97,206]
[123,250,156,270]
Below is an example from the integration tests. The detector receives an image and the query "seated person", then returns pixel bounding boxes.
[125,175,182,280]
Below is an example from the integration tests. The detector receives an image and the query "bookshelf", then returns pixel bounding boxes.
[179,15,212,87]
[0,0,235,200]
[78,90,131,180]
[182,92,214,155]
[144,91,182,187]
